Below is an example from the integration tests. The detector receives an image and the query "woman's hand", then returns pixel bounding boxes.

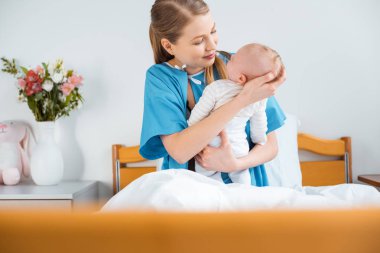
[195,130,238,173]
[237,65,286,107]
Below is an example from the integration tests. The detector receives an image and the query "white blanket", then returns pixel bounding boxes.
[102,169,380,212]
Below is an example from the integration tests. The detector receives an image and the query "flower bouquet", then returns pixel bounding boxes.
[1,57,84,121]
[1,57,85,185]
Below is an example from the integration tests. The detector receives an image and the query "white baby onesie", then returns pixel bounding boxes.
[188,79,267,185]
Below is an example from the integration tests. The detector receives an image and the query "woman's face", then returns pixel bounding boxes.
[171,12,218,72]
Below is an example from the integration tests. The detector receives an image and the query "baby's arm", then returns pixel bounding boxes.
[187,85,217,126]
[249,98,268,145]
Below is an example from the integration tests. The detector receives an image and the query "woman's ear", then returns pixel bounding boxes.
[237,74,247,85]
[161,38,174,55]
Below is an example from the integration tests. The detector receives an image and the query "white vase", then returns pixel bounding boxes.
[31,121,64,185]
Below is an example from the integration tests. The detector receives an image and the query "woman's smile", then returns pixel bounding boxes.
[203,52,215,60]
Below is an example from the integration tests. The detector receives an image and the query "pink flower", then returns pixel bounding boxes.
[18,79,26,89]
[60,82,75,96]
[68,74,83,87]
[35,65,44,75]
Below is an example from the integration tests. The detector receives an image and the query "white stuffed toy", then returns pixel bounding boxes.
[0,120,33,185]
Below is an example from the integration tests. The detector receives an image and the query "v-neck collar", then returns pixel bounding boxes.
[163,62,205,85]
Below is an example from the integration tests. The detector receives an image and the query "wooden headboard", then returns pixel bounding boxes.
[112,133,352,194]
[298,133,352,186]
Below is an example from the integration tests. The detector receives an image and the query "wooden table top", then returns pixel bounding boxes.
[358,174,380,187]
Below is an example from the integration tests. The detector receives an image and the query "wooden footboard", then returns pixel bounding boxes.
[1,209,380,253]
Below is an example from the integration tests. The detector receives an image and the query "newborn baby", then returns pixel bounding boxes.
[188,43,283,184]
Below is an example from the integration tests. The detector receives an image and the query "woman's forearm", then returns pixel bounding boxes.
[161,97,244,164]
[234,131,278,171]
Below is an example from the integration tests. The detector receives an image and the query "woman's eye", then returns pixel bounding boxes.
[194,39,204,45]
[211,30,217,34]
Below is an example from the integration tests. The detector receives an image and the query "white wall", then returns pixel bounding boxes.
[1,0,379,200]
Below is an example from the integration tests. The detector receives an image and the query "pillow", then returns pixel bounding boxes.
[265,113,302,188]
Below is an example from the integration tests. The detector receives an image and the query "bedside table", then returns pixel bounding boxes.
[0,180,98,212]
[358,175,380,190]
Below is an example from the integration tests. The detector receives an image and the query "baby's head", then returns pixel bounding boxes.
[226,43,282,85]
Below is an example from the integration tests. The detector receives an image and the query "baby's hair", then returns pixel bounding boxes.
[262,45,282,71]
[240,43,283,79]
[262,45,283,80]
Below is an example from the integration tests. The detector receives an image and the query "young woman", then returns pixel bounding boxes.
[140,0,286,186]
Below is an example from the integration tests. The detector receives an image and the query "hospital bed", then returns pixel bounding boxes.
[111,132,352,194]
[1,119,380,253]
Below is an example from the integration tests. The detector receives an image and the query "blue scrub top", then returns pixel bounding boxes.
[140,53,286,186]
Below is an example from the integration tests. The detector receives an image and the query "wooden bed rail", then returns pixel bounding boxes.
[112,144,156,194]
[113,133,353,193]
[298,133,352,186]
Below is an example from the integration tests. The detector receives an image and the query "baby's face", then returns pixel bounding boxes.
[226,44,281,85]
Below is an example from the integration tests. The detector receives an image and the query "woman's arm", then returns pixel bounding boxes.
[235,131,278,171]
[195,131,278,172]
[161,70,284,164]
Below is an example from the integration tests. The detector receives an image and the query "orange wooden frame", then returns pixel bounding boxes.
[298,133,352,186]
[112,145,156,195]
[112,133,352,193]
[2,209,380,253]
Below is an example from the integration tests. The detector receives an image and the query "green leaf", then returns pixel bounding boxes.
[42,62,48,73]
[20,66,29,75]
[34,92,44,101]
[1,57,18,76]
[27,97,36,112]
[65,93,72,106]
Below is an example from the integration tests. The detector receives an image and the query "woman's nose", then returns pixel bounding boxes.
[206,36,217,51]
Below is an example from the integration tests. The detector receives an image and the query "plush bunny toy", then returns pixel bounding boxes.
[0,120,32,185]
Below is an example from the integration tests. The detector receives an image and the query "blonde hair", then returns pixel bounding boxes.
[149,0,227,84]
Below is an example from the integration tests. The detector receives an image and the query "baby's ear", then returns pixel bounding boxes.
[237,74,247,85]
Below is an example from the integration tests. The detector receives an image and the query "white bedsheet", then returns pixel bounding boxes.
[102,169,380,212]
